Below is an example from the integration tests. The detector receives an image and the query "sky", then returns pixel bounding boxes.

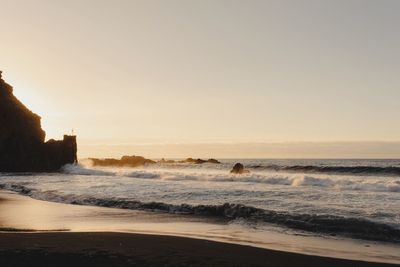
[1,0,400,158]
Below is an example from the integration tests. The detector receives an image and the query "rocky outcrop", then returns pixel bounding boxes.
[158,158,221,164]
[158,158,176,164]
[206,158,220,164]
[90,155,156,167]
[230,163,249,174]
[90,156,221,167]
[0,71,77,172]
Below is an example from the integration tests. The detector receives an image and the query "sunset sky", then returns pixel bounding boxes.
[1,0,400,158]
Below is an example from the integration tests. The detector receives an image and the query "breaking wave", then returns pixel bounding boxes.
[61,164,116,176]
[1,183,399,243]
[249,165,400,176]
[60,164,400,193]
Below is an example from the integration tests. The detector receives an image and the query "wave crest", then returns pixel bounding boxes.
[1,183,399,243]
[59,164,400,193]
[250,165,400,176]
[61,164,116,176]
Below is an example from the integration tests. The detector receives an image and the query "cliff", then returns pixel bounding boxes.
[0,71,77,172]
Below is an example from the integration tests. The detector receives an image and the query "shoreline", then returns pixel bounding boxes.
[1,231,397,267]
[1,190,399,266]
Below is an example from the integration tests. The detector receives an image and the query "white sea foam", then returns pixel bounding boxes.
[60,164,400,193]
[2,159,400,243]
[61,164,116,176]
[1,182,400,243]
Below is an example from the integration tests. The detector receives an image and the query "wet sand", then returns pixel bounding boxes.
[0,190,399,266]
[1,232,398,267]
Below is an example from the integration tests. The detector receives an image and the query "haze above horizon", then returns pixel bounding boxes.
[1,0,400,158]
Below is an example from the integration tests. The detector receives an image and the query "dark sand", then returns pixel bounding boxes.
[0,232,398,267]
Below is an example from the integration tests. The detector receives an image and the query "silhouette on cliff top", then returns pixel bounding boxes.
[0,71,77,172]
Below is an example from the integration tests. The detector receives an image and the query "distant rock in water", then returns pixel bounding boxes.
[230,163,249,174]
[0,71,77,172]
[185,158,207,164]
[207,158,220,164]
[158,158,176,164]
[90,155,156,167]
[157,158,221,164]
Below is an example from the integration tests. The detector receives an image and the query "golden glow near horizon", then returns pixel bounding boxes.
[2,0,400,158]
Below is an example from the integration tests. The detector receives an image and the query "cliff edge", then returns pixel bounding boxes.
[0,71,77,172]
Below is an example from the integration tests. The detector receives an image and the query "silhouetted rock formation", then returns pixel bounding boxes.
[90,155,220,167]
[158,158,176,164]
[207,158,220,164]
[230,163,249,174]
[0,71,77,172]
[90,155,156,167]
[158,158,221,164]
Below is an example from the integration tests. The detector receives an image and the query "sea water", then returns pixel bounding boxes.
[1,159,399,243]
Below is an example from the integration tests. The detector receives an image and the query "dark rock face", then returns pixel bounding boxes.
[90,155,156,167]
[230,163,249,174]
[0,71,77,172]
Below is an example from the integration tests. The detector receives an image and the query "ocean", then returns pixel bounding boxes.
[1,159,400,244]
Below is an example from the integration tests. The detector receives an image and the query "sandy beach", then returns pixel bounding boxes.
[1,232,398,267]
[1,190,399,267]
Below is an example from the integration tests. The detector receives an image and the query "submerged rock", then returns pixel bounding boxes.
[0,71,77,172]
[230,163,249,174]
